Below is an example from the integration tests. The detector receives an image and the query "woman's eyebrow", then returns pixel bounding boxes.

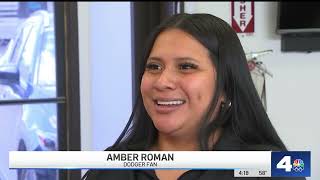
[147,57,162,61]
[174,57,199,62]
[147,56,199,62]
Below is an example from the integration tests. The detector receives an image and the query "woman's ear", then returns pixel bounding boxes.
[220,100,231,109]
[219,94,231,109]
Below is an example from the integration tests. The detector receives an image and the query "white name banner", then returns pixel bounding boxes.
[9,151,270,170]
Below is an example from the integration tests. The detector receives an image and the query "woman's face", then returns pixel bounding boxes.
[141,29,216,137]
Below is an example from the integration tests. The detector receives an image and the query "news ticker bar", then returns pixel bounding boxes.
[9,151,310,177]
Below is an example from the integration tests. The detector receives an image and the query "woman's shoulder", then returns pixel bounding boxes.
[214,126,285,151]
[242,144,283,151]
[104,141,148,151]
[83,169,135,180]
[82,144,134,179]
[195,170,306,180]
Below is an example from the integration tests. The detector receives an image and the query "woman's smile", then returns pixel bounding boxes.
[153,98,186,114]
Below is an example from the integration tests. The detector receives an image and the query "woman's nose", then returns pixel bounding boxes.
[153,68,177,91]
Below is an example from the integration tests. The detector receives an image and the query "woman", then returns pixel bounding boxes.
[83,13,304,180]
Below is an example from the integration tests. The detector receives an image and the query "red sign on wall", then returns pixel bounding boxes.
[231,1,254,33]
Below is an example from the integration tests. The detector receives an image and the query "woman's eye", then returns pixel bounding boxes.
[179,63,198,70]
[145,63,162,72]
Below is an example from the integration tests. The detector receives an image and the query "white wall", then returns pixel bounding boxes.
[185,2,319,179]
[78,2,92,151]
[78,2,132,151]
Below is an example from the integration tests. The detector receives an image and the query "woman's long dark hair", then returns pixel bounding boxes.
[111,13,286,151]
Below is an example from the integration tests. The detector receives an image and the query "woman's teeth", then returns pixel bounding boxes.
[156,100,185,106]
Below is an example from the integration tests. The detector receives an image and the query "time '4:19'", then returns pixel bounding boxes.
[239,170,249,176]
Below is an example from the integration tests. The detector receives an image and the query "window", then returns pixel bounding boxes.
[0,2,80,180]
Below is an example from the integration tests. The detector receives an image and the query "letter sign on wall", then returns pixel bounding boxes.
[231,1,254,33]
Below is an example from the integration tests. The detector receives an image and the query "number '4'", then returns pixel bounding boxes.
[276,156,292,172]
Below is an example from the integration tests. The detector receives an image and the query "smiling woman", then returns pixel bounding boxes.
[83,13,305,180]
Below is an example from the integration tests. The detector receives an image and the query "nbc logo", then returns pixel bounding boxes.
[292,159,304,172]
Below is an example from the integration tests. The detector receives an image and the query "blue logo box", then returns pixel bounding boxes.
[271,151,311,177]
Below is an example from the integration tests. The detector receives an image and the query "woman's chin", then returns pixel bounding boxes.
[153,120,181,135]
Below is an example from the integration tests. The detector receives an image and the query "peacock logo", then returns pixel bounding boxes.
[292,159,304,172]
